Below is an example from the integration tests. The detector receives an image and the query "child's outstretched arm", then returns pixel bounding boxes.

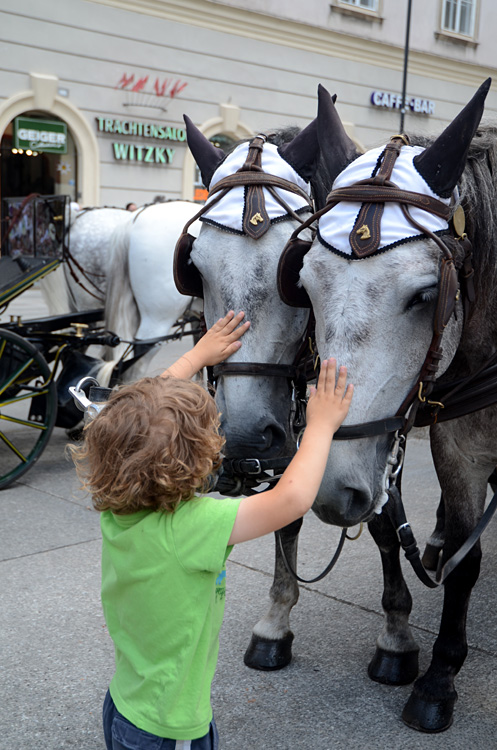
[161,311,250,379]
[228,359,353,545]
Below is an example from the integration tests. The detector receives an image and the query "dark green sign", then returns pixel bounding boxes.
[14,117,67,153]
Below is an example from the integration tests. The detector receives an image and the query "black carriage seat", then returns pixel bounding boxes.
[0,256,60,309]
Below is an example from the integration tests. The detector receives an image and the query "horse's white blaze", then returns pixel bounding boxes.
[300,238,464,523]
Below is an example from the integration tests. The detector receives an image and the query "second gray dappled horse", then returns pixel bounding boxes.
[175,87,359,669]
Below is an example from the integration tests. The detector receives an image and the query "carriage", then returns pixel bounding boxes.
[0,194,200,490]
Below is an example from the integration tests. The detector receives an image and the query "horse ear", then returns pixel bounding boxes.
[278,118,320,182]
[413,78,491,198]
[184,115,226,188]
[317,84,361,183]
[277,92,342,182]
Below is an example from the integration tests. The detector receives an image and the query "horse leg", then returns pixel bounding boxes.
[402,425,490,732]
[244,517,302,670]
[402,537,482,731]
[423,463,496,571]
[367,511,420,685]
[422,494,445,571]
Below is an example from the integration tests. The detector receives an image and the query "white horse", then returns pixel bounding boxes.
[41,202,201,383]
[40,205,132,315]
[282,80,494,732]
[105,201,201,346]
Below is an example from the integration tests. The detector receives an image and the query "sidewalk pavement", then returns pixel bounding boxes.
[1,290,496,749]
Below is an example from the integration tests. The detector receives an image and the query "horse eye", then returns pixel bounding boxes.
[406,287,438,312]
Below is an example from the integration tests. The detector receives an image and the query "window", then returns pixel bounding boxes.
[441,0,476,37]
[339,0,378,9]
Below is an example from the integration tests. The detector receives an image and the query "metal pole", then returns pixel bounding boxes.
[400,0,413,133]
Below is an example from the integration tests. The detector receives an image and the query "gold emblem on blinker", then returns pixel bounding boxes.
[356,224,371,240]
[453,205,466,238]
[249,212,264,225]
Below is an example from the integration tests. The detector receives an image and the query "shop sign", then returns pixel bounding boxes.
[112,143,176,164]
[95,117,186,141]
[14,117,67,153]
[95,116,186,167]
[370,91,435,115]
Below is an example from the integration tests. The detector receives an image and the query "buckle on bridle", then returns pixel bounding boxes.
[240,458,262,475]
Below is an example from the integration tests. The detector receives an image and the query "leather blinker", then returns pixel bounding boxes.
[277,236,312,308]
[173,232,203,298]
[434,257,459,335]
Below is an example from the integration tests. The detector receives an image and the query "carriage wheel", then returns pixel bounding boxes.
[0,328,57,490]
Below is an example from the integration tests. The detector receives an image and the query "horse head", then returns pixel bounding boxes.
[279,79,491,525]
[175,88,359,471]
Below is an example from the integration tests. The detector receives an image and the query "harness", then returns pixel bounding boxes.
[277,134,497,586]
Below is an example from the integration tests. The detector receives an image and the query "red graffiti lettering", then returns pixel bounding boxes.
[131,76,149,93]
[116,73,134,89]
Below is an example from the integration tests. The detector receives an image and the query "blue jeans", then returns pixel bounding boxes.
[103,690,219,750]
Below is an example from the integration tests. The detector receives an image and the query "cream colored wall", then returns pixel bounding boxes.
[1,0,495,207]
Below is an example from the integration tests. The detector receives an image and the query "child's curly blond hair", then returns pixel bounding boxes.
[70,377,224,514]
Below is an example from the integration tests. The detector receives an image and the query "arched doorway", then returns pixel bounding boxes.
[0,74,99,208]
[1,112,78,201]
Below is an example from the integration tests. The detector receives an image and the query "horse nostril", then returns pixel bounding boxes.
[261,424,286,454]
[345,487,374,524]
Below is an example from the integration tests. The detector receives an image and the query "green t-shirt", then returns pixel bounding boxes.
[100,495,241,740]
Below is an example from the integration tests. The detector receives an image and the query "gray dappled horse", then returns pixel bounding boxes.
[173,86,360,665]
[278,79,496,731]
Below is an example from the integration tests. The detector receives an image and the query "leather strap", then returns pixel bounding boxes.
[334,416,405,440]
[240,135,271,238]
[328,184,452,221]
[213,362,299,380]
[276,527,348,584]
[349,138,403,256]
[210,171,312,202]
[386,484,497,587]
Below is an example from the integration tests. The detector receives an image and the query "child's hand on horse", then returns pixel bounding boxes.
[162,311,250,379]
[306,359,353,434]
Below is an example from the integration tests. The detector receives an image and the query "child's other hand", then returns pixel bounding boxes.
[193,311,250,368]
[306,359,353,434]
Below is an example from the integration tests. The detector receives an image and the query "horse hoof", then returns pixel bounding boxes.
[402,690,457,733]
[243,632,293,671]
[421,543,442,571]
[368,646,419,685]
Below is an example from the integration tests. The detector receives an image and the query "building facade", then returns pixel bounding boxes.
[0,0,495,211]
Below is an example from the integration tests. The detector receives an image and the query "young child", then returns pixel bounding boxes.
[71,310,353,750]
